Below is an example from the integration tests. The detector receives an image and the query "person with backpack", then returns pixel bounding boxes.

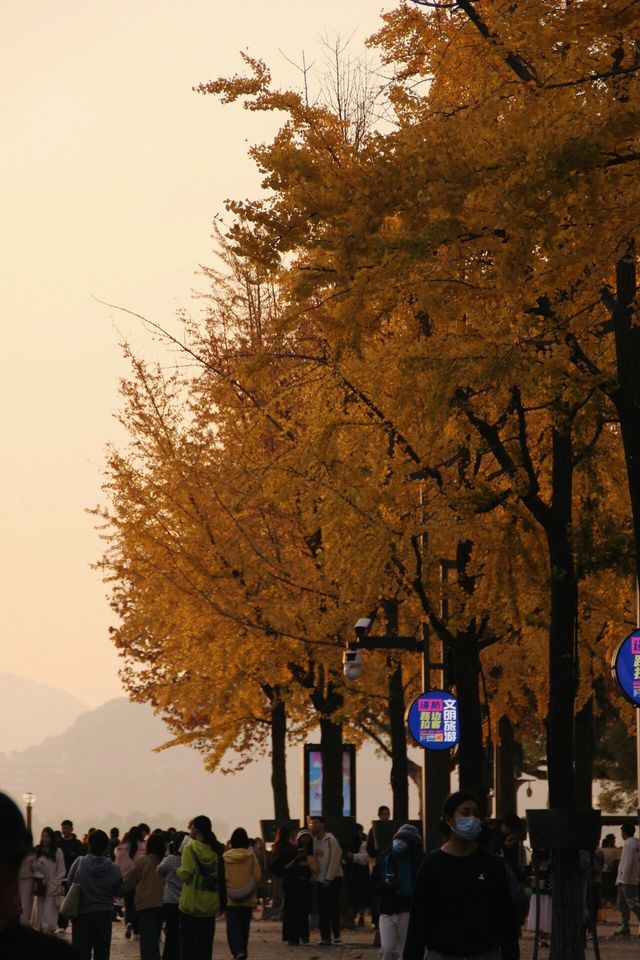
[403,791,519,960]
[67,829,122,960]
[223,827,261,960]
[157,830,185,960]
[371,825,424,960]
[177,815,225,960]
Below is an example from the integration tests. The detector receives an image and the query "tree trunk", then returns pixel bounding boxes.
[495,714,517,819]
[452,634,486,805]
[270,696,290,820]
[384,599,410,821]
[574,696,595,810]
[319,714,344,817]
[545,423,583,960]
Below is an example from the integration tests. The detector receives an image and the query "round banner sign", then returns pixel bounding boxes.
[612,630,640,706]
[406,689,460,751]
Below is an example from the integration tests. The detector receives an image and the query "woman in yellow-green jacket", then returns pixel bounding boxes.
[177,816,225,960]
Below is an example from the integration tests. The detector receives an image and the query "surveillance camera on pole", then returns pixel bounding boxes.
[354,617,372,639]
[343,648,364,680]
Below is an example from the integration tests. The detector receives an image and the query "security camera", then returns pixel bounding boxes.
[343,649,364,680]
[354,617,372,638]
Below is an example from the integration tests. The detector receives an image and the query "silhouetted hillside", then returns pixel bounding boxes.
[0,674,87,752]
[0,697,234,837]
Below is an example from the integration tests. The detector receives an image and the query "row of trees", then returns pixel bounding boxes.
[96,4,640,957]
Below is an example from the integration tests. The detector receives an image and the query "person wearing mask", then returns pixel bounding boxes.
[115,826,146,940]
[33,828,66,934]
[58,821,86,933]
[403,791,519,960]
[308,815,344,946]
[372,825,424,960]
[177,815,224,960]
[223,827,261,960]
[157,831,185,960]
[67,829,122,960]
[0,792,77,958]
[612,823,640,938]
[122,833,166,960]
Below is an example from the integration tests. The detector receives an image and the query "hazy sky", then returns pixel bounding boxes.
[2,0,396,706]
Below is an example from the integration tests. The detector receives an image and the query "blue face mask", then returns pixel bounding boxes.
[392,838,408,855]
[453,816,482,841]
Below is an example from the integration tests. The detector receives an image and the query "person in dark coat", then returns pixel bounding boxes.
[271,828,317,946]
[0,792,78,958]
[403,791,519,960]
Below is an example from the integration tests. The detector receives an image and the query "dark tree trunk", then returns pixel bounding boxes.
[384,599,410,821]
[262,684,290,820]
[270,697,290,820]
[495,714,517,819]
[452,634,486,804]
[319,714,344,817]
[574,696,595,810]
[545,423,583,960]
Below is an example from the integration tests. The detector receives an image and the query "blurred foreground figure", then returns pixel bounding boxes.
[0,791,77,957]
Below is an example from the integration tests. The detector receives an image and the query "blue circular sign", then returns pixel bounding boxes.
[612,630,640,707]
[406,689,460,751]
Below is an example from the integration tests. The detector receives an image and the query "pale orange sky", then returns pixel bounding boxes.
[1,0,395,706]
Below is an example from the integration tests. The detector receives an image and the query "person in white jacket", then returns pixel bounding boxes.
[613,823,640,937]
[32,828,66,934]
[309,816,344,946]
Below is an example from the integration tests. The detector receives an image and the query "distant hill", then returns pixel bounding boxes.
[0,674,88,752]
[0,696,251,838]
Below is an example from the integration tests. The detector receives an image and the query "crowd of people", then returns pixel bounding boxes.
[1,788,639,960]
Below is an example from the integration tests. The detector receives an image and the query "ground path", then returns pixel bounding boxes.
[55,914,640,960]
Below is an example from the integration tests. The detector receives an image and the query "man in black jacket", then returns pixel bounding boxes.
[0,792,77,958]
[57,820,85,931]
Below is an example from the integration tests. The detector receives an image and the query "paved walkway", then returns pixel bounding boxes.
[55,916,640,959]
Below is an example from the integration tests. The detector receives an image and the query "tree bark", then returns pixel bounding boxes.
[262,683,290,820]
[495,714,517,819]
[574,695,595,810]
[318,713,344,817]
[270,697,290,820]
[545,423,583,960]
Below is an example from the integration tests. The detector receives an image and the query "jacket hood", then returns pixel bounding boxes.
[393,824,422,845]
[224,847,253,863]
[81,854,118,876]
[189,840,216,864]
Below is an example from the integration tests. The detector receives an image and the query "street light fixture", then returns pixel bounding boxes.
[22,792,36,833]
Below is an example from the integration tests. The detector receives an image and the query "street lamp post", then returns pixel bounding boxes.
[22,792,36,834]
[345,620,450,850]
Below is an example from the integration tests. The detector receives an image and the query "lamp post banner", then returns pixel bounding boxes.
[612,629,640,706]
[407,689,459,751]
